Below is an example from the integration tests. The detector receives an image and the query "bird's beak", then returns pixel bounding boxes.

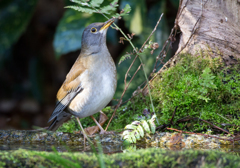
[100,18,114,31]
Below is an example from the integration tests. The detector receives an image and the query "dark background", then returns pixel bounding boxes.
[0,0,179,130]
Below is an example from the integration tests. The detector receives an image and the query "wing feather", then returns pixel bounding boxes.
[48,56,87,122]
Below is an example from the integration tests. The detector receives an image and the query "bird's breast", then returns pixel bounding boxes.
[68,58,117,118]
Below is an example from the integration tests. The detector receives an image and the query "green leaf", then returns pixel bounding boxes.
[122,4,131,14]
[0,0,37,60]
[125,124,138,130]
[100,0,119,14]
[65,6,95,14]
[122,130,130,137]
[113,3,131,17]
[148,120,156,134]
[134,130,140,140]
[141,120,150,133]
[118,53,131,64]
[130,133,136,143]
[137,125,144,137]
[70,0,90,6]
[131,121,141,125]
[90,0,104,7]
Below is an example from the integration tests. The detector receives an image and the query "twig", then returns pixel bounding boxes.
[105,64,142,131]
[199,118,234,137]
[170,106,178,125]
[124,55,139,87]
[176,116,233,136]
[139,13,164,52]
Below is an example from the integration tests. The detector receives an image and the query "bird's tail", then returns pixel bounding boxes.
[48,111,72,131]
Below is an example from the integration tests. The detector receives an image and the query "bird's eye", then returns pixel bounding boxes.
[90,27,97,33]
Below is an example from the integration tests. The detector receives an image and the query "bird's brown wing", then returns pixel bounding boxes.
[48,58,86,122]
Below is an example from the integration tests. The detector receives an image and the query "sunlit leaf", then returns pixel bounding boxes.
[130,133,136,143]
[125,124,138,130]
[148,120,156,134]
[65,6,95,14]
[90,0,104,7]
[137,125,144,137]
[141,120,150,133]
[134,130,140,140]
[131,121,141,125]
[113,3,131,17]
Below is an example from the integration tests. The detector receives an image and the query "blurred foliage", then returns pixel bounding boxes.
[0,0,37,67]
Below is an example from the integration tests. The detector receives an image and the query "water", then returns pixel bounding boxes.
[1,143,240,155]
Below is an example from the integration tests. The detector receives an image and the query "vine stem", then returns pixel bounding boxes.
[90,5,159,124]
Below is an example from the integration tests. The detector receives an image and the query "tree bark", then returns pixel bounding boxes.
[177,0,240,65]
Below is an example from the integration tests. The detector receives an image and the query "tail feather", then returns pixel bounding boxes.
[48,111,72,131]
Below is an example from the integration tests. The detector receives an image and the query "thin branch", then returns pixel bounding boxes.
[170,106,178,125]
[105,64,142,131]
[139,13,164,52]
[199,118,234,137]
[124,55,138,87]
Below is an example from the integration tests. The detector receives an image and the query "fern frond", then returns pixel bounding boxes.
[70,0,90,6]
[90,0,104,7]
[65,6,95,14]
[148,114,156,134]
[122,114,156,143]
[141,120,150,133]
[113,4,131,17]
[100,0,118,14]
[118,53,131,64]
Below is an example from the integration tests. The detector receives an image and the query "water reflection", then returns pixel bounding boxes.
[1,143,240,155]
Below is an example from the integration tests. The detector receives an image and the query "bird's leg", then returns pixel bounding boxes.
[90,115,106,133]
[91,111,114,134]
[76,117,93,144]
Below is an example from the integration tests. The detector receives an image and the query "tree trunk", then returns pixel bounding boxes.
[176,0,240,65]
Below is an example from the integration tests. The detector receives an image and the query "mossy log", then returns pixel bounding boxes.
[1,148,240,167]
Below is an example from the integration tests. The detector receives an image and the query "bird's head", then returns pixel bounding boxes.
[81,18,114,54]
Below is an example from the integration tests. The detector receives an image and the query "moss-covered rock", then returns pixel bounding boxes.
[1,148,240,167]
[151,53,240,132]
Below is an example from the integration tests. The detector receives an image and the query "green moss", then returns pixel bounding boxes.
[152,53,240,132]
[1,148,240,167]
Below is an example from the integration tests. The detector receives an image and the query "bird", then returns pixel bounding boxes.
[47,18,117,136]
